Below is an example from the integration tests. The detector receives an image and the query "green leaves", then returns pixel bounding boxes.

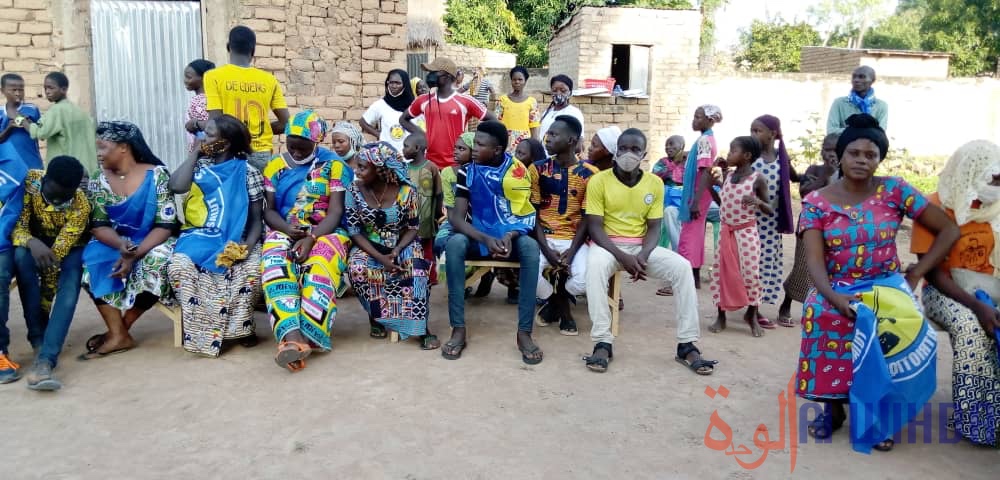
[734,19,821,72]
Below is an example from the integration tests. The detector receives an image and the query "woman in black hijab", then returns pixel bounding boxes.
[359,69,416,152]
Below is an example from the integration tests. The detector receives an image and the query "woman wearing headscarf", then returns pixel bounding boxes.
[538,75,585,154]
[360,69,415,153]
[182,58,215,152]
[80,121,178,359]
[260,110,354,372]
[167,114,264,357]
[586,126,622,172]
[346,142,438,349]
[678,105,722,289]
[911,140,1000,447]
[797,114,958,450]
[330,121,364,170]
[495,66,540,154]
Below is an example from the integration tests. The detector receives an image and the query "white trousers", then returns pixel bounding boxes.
[537,238,589,299]
[586,243,701,344]
[663,206,681,250]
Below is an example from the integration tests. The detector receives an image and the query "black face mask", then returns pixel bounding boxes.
[426,71,439,89]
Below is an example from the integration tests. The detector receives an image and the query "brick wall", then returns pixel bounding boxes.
[238,0,407,127]
[547,6,700,155]
[0,0,62,110]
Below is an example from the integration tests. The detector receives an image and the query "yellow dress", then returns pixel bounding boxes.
[495,94,540,153]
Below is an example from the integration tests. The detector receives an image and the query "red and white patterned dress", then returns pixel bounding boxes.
[711,171,762,310]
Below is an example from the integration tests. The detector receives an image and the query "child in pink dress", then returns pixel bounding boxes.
[709,136,774,337]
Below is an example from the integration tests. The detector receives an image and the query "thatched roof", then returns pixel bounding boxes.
[408,16,444,48]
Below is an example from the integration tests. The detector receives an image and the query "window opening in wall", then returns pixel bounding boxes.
[610,44,651,93]
[611,44,630,90]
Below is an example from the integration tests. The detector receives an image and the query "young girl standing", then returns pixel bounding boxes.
[709,136,773,337]
[749,115,796,328]
[678,105,722,289]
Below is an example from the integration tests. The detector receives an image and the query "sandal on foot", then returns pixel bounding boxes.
[441,338,466,360]
[583,342,613,373]
[559,317,578,336]
[756,315,777,329]
[85,333,107,353]
[656,286,674,296]
[420,334,441,351]
[873,439,895,452]
[369,323,387,339]
[275,341,312,372]
[778,314,796,327]
[807,411,844,439]
[77,347,132,361]
[518,341,543,365]
[676,343,717,375]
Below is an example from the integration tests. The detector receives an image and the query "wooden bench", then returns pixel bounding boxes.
[388,261,625,342]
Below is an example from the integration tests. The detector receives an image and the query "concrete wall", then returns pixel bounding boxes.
[682,72,1000,158]
[548,6,700,156]
[801,46,950,79]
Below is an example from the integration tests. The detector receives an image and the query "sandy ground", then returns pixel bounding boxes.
[1,228,997,480]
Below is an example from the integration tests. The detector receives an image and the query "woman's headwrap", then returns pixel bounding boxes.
[459,131,475,148]
[596,126,622,156]
[410,77,422,97]
[754,114,794,234]
[939,140,1000,276]
[699,104,723,123]
[285,110,328,143]
[836,114,889,161]
[96,121,163,166]
[331,121,364,158]
[358,141,412,186]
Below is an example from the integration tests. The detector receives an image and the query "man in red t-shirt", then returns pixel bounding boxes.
[401,57,496,169]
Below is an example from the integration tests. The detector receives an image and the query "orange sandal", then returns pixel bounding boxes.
[275,341,312,372]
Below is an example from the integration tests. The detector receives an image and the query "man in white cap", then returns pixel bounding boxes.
[586,125,622,171]
[401,57,497,169]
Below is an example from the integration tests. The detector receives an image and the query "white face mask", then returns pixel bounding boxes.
[978,185,1000,205]
[291,150,317,166]
[615,151,643,172]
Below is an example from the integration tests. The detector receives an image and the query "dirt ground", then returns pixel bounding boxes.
[1,229,997,480]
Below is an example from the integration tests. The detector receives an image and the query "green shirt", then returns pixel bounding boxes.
[826,95,889,135]
[406,159,441,238]
[441,165,457,209]
[29,99,98,175]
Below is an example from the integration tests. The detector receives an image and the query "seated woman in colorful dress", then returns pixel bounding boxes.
[910,139,1000,447]
[345,142,439,349]
[81,121,178,359]
[796,114,958,450]
[167,115,265,357]
[260,110,354,372]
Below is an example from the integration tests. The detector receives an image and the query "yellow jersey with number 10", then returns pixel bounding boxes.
[203,64,287,153]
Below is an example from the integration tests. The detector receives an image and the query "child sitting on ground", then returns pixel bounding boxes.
[709,136,773,337]
[402,133,442,284]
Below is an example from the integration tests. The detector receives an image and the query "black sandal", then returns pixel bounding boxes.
[559,317,578,336]
[369,323,387,339]
[583,342,613,372]
[420,334,440,351]
[807,410,844,440]
[85,333,107,353]
[442,340,466,360]
[873,439,894,452]
[518,341,543,365]
[675,343,717,375]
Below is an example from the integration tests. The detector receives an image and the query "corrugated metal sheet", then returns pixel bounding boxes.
[91,0,202,171]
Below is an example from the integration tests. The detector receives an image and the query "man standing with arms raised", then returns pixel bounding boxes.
[401,57,497,169]
[202,26,290,171]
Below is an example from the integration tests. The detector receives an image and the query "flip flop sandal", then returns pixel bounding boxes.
[420,334,441,351]
[807,411,844,440]
[777,315,796,327]
[518,342,543,365]
[441,340,466,360]
[873,439,895,452]
[369,324,388,339]
[756,315,777,329]
[85,333,107,353]
[656,287,674,296]
[559,317,579,336]
[583,342,613,373]
[77,347,132,361]
[274,341,312,372]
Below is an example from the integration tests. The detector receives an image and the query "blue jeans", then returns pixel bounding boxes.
[0,249,13,354]
[14,246,84,367]
[445,233,539,333]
